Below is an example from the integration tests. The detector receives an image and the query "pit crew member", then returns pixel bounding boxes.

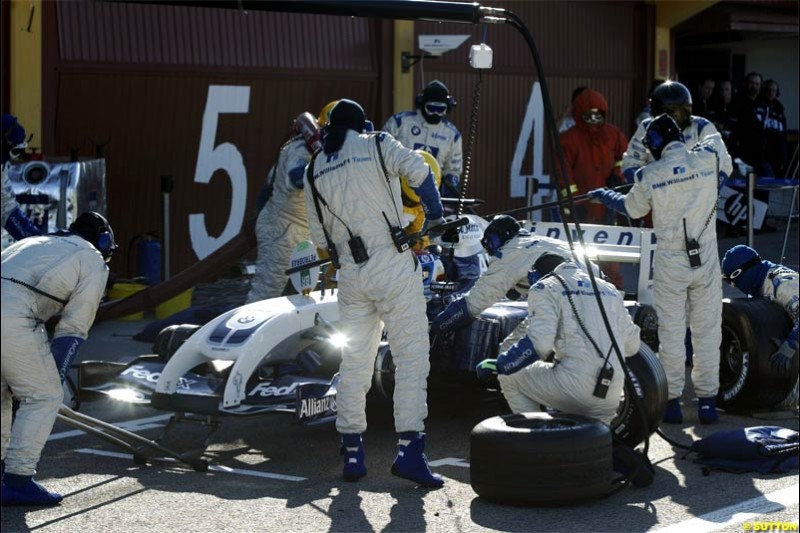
[304,99,446,488]
[383,80,462,197]
[2,212,115,506]
[476,253,641,424]
[722,245,798,408]
[590,114,732,424]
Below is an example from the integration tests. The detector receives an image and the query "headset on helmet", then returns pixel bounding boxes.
[642,114,684,161]
[415,80,456,113]
[317,100,340,128]
[481,215,521,257]
[650,81,692,129]
[69,211,117,261]
[401,150,441,205]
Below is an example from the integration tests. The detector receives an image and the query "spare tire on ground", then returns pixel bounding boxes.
[470,412,613,506]
[717,298,798,412]
[153,324,201,363]
[609,344,668,448]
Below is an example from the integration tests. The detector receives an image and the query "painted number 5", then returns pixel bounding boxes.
[189,85,250,260]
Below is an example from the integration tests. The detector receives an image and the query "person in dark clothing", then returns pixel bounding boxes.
[757,80,788,177]
[713,80,740,152]
[735,72,769,175]
[693,78,716,121]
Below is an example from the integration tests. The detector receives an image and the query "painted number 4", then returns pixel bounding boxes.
[190,85,250,260]
[510,82,549,217]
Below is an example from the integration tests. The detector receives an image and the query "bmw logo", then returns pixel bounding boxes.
[237,315,256,324]
[411,126,421,136]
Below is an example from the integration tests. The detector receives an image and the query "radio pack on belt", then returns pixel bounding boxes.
[306,155,368,267]
[375,135,411,254]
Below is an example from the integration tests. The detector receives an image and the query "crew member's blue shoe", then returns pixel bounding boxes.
[663,398,683,424]
[1,474,63,506]
[698,397,719,425]
[340,433,367,482]
[391,432,444,488]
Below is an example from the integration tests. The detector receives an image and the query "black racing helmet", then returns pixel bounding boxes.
[481,215,521,257]
[650,81,692,129]
[69,211,118,261]
[415,80,456,125]
[533,252,566,277]
[642,114,685,161]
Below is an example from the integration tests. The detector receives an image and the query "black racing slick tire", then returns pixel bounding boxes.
[717,298,798,412]
[470,412,614,506]
[154,324,201,363]
[609,344,668,448]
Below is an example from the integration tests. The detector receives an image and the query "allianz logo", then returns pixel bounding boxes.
[299,396,337,418]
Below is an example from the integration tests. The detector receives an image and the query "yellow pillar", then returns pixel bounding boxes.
[654,1,719,80]
[654,26,672,80]
[9,0,42,149]
[393,20,415,113]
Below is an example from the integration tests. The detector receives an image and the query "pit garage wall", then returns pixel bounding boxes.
[42,1,392,275]
[41,1,649,275]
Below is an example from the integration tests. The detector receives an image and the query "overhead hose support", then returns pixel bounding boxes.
[457,71,482,218]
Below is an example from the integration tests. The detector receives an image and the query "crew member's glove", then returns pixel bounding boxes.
[430,297,473,336]
[4,206,41,241]
[475,359,498,384]
[422,217,448,237]
[496,336,539,375]
[51,336,84,383]
[769,337,797,373]
[588,187,629,217]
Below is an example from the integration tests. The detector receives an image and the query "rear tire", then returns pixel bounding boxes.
[470,412,613,506]
[717,298,798,411]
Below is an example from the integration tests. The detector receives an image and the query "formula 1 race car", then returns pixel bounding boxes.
[77,220,674,460]
[76,220,797,467]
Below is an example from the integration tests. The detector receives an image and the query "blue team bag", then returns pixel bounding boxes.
[691,426,799,474]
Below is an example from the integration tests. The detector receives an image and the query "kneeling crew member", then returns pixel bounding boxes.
[430,215,584,351]
[722,245,798,408]
[477,253,641,424]
[2,212,115,506]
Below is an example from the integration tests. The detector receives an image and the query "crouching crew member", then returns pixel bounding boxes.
[2,212,115,506]
[722,245,798,408]
[476,253,641,424]
[430,215,582,352]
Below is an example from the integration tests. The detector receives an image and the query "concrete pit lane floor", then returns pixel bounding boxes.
[2,317,797,533]
[2,223,797,533]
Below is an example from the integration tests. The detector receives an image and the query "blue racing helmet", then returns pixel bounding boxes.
[721,245,763,293]
[481,215,521,257]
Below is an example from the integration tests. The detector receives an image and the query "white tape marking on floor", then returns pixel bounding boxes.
[49,414,171,441]
[654,484,799,533]
[429,457,470,468]
[74,449,306,482]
